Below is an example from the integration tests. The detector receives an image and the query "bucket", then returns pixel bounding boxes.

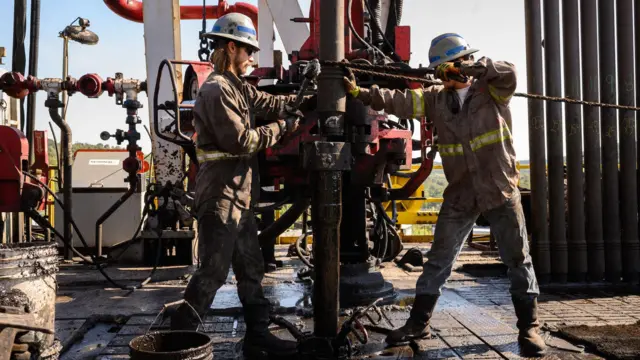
[0,241,58,356]
[129,331,213,360]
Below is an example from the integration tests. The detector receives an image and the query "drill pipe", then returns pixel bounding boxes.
[543,0,568,283]
[524,0,550,283]
[599,0,622,282]
[314,0,346,339]
[616,0,640,283]
[580,0,605,282]
[562,0,587,282]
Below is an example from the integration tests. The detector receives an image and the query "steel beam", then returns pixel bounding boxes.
[143,0,184,188]
[543,0,567,283]
[598,0,622,282]
[524,0,550,283]
[580,0,605,282]
[562,0,587,281]
[616,0,640,283]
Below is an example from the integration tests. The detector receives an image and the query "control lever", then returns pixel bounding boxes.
[279,59,321,132]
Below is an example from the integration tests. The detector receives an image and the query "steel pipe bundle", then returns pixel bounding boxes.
[525,0,640,283]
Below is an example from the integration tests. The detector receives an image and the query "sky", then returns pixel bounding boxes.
[0,0,533,160]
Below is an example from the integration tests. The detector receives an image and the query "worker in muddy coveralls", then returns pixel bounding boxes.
[170,13,314,357]
[344,33,546,357]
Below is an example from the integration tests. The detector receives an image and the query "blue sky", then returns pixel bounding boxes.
[1,0,532,159]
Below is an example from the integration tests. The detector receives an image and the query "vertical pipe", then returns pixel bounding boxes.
[524,0,550,284]
[314,0,346,338]
[25,0,40,243]
[616,0,640,283]
[599,0,622,282]
[12,0,27,131]
[26,0,40,159]
[635,0,640,283]
[62,38,69,121]
[543,0,568,283]
[562,0,587,281]
[580,0,605,282]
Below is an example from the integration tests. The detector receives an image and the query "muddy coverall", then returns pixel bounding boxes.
[172,70,310,340]
[353,57,540,299]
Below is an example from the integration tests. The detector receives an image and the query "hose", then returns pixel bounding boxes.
[347,0,387,61]
[22,170,164,291]
[363,0,402,62]
[48,122,61,172]
[295,230,314,268]
[257,198,310,244]
[369,0,383,46]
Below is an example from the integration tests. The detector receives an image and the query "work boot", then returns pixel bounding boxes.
[242,305,298,358]
[385,294,439,346]
[512,295,547,357]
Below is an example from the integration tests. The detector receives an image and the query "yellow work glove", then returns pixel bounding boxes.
[343,67,360,97]
[435,62,463,82]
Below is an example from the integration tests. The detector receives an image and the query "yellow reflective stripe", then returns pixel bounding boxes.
[438,143,464,157]
[488,85,512,104]
[196,148,249,163]
[469,127,512,152]
[411,90,425,118]
[246,129,259,154]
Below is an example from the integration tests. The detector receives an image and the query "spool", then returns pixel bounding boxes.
[0,241,58,357]
[129,331,213,360]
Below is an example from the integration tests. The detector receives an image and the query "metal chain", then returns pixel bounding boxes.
[322,60,640,111]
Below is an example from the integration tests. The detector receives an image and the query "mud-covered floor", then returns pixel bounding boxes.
[53,244,640,359]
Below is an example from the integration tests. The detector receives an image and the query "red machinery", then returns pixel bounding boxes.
[0,126,44,213]
[150,0,435,309]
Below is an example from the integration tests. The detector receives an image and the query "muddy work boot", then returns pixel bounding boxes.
[385,294,439,346]
[242,305,298,358]
[512,295,547,357]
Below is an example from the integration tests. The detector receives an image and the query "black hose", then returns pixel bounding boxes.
[49,122,61,173]
[22,171,164,291]
[363,0,402,62]
[295,230,314,268]
[347,0,387,61]
[257,198,310,243]
[26,0,40,157]
[47,102,73,259]
[369,0,384,46]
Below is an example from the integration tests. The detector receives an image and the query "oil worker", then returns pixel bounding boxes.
[170,13,314,357]
[343,33,546,357]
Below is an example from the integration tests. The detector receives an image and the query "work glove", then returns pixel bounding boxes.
[278,104,303,134]
[342,67,360,97]
[435,62,464,82]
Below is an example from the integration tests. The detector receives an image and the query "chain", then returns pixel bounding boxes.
[513,92,640,111]
[321,60,640,111]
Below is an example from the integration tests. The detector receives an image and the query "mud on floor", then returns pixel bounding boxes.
[554,320,640,360]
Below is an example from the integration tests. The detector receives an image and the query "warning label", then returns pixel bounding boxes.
[89,159,120,166]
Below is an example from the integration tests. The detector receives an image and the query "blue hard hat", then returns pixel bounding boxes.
[428,33,478,68]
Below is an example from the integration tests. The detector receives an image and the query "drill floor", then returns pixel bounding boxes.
[53,244,640,359]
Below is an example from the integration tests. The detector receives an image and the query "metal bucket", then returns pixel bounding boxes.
[0,241,58,356]
[129,331,213,360]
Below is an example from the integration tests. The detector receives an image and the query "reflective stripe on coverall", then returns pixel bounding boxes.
[355,57,540,298]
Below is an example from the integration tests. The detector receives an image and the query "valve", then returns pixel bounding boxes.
[100,129,126,144]
[77,73,104,98]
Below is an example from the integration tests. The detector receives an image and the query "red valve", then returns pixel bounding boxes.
[77,73,104,98]
[122,156,140,174]
[0,72,29,99]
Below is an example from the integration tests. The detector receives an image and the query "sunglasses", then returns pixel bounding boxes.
[243,47,256,57]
